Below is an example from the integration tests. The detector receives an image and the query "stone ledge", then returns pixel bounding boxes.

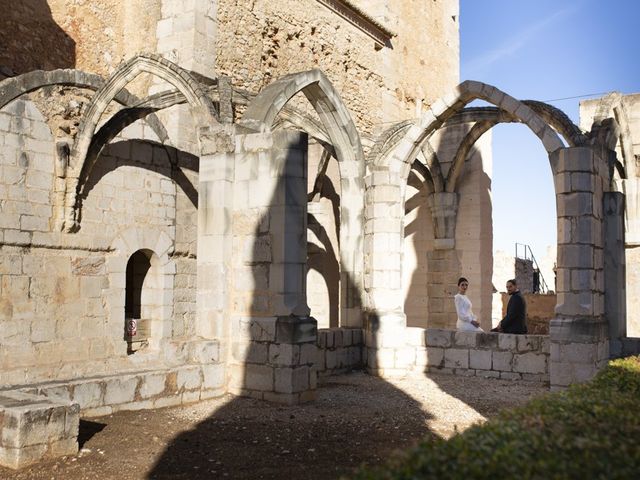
[0,391,79,470]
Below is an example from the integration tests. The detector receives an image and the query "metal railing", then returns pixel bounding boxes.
[515,243,550,294]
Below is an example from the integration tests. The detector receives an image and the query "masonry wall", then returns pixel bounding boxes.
[0,98,199,387]
[216,0,459,136]
[581,94,640,337]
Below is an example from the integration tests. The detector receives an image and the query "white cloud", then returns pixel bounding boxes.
[463,6,577,77]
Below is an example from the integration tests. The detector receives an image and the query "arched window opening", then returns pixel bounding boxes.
[124,249,155,354]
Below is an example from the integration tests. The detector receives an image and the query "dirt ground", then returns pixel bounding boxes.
[0,372,547,480]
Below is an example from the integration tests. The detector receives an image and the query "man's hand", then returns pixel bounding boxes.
[471,320,480,328]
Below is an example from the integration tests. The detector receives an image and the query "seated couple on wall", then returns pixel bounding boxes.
[454,277,527,334]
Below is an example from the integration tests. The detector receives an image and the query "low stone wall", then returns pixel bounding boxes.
[610,337,640,358]
[0,391,79,469]
[423,329,550,382]
[0,340,225,469]
[20,364,225,417]
[316,328,364,376]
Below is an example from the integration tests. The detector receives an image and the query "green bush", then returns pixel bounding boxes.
[350,356,640,480]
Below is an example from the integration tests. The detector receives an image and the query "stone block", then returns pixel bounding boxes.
[426,347,444,367]
[476,332,499,349]
[426,329,453,347]
[274,366,309,394]
[243,364,274,391]
[513,352,547,374]
[202,364,225,390]
[276,316,317,344]
[176,368,202,391]
[72,382,104,409]
[454,331,477,347]
[268,343,300,366]
[104,377,138,405]
[299,344,318,365]
[558,342,595,363]
[498,334,517,350]
[516,335,541,352]
[492,351,513,371]
[233,341,268,364]
[444,348,469,369]
[139,374,166,399]
[477,370,501,379]
[395,347,416,368]
[469,349,492,370]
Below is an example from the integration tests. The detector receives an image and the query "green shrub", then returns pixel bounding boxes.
[350,356,640,480]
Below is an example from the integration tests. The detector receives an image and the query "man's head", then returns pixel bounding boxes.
[506,279,517,294]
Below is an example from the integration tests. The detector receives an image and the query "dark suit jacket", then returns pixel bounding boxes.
[500,290,527,334]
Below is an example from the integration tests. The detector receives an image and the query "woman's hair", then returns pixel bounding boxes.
[458,277,468,286]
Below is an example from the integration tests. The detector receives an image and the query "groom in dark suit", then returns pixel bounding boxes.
[492,279,527,334]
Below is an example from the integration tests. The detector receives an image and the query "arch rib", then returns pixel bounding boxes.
[379,80,564,180]
[62,54,218,231]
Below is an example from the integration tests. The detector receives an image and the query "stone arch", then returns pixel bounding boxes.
[241,69,365,327]
[0,69,169,143]
[107,227,175,354]
[61,54,217,231]
[445,102,587,193]
[592,92,635,179]
[377,80,564,182]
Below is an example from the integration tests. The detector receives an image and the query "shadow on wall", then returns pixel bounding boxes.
[0,0,75,75]
[78,139,199,226]
[146,142,434,479]
[404,166,435,328]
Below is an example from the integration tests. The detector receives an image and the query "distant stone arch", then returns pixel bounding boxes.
[376,80,564,182]
[241,69,365,326]
[592,92,635,179]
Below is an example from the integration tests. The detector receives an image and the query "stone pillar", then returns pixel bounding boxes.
[197,125,235,341]
[622,177,640,337]
[550,147,609,389]
[154,0,218,153]
[363,170,407,376]
[604,192,626,340]
[226,130,317,404]
[425,192,461,329]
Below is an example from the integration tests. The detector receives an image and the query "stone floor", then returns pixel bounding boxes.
[0,371,547,480]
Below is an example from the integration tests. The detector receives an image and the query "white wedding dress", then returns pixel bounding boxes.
[454,293,484,332]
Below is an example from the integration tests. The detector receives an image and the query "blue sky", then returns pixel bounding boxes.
[460,0,640,258]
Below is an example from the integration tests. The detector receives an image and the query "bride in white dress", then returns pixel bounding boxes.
[454,277,484,332]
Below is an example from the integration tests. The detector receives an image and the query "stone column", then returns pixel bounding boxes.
[197,125,235,340]
[604,191,626,342]
[425,192,461,329]
[550,147,609,389]
[363,171,407,376]
[226,130,317,404]
[154,0,218,153]
[622,177,640,337]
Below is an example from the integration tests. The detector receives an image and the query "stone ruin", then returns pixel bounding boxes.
[0,0,639,470]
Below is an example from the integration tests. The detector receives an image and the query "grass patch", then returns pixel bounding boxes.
[350,356,640,479]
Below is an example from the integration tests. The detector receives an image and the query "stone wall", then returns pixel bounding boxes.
[0,98,201,387]
[211,0,459,135]
[416,328,549,382]
[316,328,364,376]
[580,94,640,337]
